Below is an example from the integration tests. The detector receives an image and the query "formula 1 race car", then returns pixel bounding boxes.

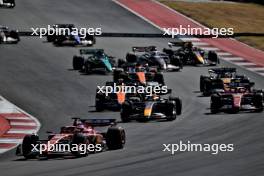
[113,65,165,86]
[200,68,253,96]
[124,46,183,71]
[46,24,75,42]
[0,26,20,44]
[120,94,182,122]
[16,118,125,159]
[0,0,15,8]
[72,49,116,74]
[95,80,170,112]
[95,81,133,111]
[210,84,264,114]
[163,41,219,66]
[48,24,95,46]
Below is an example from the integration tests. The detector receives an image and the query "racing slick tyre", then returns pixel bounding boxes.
[95,93,105,112]
[72,56,84,70]
[208,51,219,65]
[117,59,126,68]
[22,134,39,159]
[166,102,177,121]
[10,30,20,42]
[46,35,55,42]
[210,94,221,114]
[85,34,96,46]
[170,56,183,69]
[154,73,165,86]
[71,133,89,157]
[126,53,137,63]
[169,96,182,115]
[120,101,132,122]
[200,76,205,92]
[84,62,92,74]
[253,93,264,112]
[203,78,212,96]
[162,48,174,57]
[106,127,126,150]
[113,68,125,82]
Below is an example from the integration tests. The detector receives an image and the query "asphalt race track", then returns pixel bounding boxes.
[0,0,264,176]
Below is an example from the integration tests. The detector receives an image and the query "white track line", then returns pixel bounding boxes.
[248,67,264,71]
[10,122,37,126]
[216,52,233,56]
[200,47,220,51]
[7,129,36,134]
[234,62,257,66]
[0,139,23,143]
[0,149,10,153]
[180,37,200,41]
[191,42,209,46]
[222,57,245,61]
[112,0,163,31]
[5,116,31,120]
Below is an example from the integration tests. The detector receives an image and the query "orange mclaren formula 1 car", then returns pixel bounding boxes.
[113,64,165,86]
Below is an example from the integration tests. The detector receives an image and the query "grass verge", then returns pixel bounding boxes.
[160,1,264,51]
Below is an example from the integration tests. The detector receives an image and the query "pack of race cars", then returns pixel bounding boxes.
[200,67,263,113]
[3,26,262,159]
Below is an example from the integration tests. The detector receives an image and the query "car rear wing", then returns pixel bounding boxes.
[132,46,157,52]
[168,41,192,47]
[229,78,254,88]
[209,67,236,74]
[72,117,116,127]
[80,49,104,55]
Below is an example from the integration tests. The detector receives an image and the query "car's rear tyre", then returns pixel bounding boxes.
[71,133,89,157]
[200,76,205,92]
[126,53,137,63]
[154,73,165,86]
[72,56,84,70]
[208,51,219,65]
[203,78,212,96]
[95,93,105,112]
[253,93,264,112]
[120,101,132,122]
[10,30,19,40]
[169,96,182,115]
[211,94,221,114]
[166,103,177,121]
[106,127,126,150]
[22,134,39,159]
[113,68,125,82]
[117,59,126,68]
[84,62,92,74]
[170,56,183,69]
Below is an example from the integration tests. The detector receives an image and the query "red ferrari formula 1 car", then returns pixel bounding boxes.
[210,79,264,114]
[16,118,125,159]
